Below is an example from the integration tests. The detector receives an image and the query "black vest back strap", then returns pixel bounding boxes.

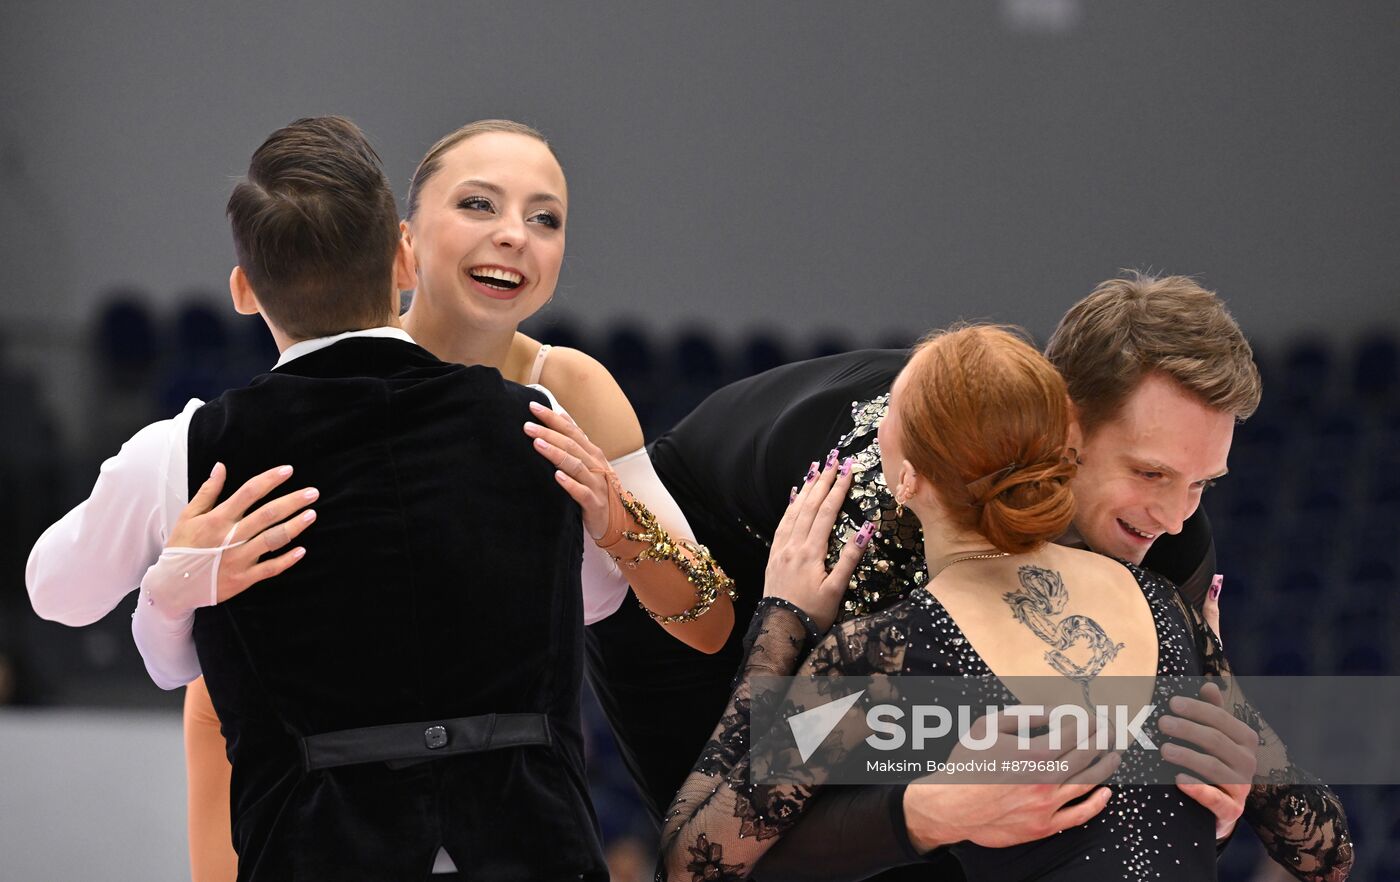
[300,713,552,771]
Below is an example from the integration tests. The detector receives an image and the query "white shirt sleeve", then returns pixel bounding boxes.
[25,399,204,689]
[25,400,199,624]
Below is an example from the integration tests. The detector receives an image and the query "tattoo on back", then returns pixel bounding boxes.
[1002,565,1125,703]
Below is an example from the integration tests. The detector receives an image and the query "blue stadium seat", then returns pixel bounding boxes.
[739,332,788,379]
[672,329,725,387]
[807,334,852,360]
[94,294,160,378]
[172,298,228,357]
[1353,332,1398,402]
[601,325,659,433]
[1278,339,1333,412]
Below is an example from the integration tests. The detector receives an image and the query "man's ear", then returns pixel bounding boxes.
[1065,397,1085,461]
[392,231,416,292]
[229,266,260,316]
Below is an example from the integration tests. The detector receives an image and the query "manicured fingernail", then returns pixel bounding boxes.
[303,488,319,500]
[789,486,798,503]
[839,456,853,476]
[210,462,222,479]
[855,521,875,548]
[292,547,306,559]
[825,448,839,468]
[301,510,316,523]
[278,465,293,477]
[528,401,547,412]
[805,462,819,483]
[523,421,540,434]
[1209,574,1223,600]
[533,437,550,450]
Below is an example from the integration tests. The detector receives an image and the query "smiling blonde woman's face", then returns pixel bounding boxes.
[406,132,567,332]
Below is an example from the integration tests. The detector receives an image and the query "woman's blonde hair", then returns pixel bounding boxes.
[404,119,556,220]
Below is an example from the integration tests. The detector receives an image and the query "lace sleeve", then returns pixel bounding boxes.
[656,600,892,881]
[1181,597,1355,881]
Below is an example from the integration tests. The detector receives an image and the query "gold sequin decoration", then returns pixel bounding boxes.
[822,394,930,620]
[614,492,739,625]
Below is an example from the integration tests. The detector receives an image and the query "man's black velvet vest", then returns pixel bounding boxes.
[187,337,605,882]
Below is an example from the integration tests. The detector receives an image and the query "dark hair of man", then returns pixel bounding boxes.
[226,116,400,340]
[1045,271,1262,436]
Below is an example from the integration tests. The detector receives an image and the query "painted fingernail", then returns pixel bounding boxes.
[789,486,798,503]
[278,465,293,477]
[292,547,306,559]
[855,521,875,548]
[839,456,853,476]
[1209,574,1223,600]
[528,401,547,412]
[303,488,319,500]
[301,510,316,523]
[825,448,839,468]
[805,462,819,483]
[533,437,550,450]
[523,421,540,433]
[210,462,222,479]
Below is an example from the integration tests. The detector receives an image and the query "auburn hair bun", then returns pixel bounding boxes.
[895,325,1078,554]
[974,456,1078,554]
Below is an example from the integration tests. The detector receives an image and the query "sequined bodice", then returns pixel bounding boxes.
[827,394,934,619]
[900,568,1218,881]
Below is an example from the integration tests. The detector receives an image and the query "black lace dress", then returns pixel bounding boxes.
[656,562,1353,881]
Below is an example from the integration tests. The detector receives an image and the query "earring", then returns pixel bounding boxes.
[893,489,907,519]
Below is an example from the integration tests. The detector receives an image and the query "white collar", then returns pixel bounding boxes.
[273,326,417,370]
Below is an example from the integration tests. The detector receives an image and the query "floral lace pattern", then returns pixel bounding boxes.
[656,565,1353,881]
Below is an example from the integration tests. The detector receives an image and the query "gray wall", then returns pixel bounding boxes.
[0,709,187,881]
[2,1,1396,351]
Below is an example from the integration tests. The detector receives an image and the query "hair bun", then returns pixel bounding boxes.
[974,455,1078,554]
[895,325,1077,553]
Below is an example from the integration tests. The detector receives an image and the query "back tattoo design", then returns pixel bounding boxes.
[1002,565,1125,703]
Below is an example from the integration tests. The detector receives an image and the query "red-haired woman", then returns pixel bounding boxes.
[655,326,1348,881]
